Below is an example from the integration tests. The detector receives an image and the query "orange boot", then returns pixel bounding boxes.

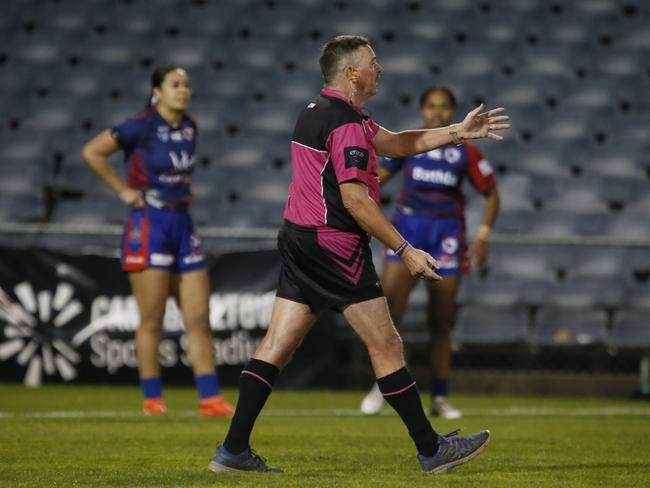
[199,395,235,417]
[143,398,167,416]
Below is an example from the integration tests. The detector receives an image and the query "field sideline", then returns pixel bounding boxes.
[1,384,650,487]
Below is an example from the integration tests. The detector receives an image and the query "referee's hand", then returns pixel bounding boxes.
[458,104,510,142]
[401,246,442,281]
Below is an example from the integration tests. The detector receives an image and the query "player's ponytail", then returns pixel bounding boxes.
[146,66,179,108]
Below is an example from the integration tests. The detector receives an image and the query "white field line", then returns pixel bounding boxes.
[0,406,649,419]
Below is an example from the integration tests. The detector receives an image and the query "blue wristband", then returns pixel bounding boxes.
[394,241,409,256]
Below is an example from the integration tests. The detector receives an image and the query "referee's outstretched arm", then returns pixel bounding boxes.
[373,104,510,158]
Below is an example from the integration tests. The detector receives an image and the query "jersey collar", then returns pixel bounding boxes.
[321,87,364,115]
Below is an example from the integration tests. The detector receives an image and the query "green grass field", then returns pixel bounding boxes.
[1,384,650,487]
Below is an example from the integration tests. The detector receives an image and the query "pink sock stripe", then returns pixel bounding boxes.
[241,370,273,389]
[382,381,416,397]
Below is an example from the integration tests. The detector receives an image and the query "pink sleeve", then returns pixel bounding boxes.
[326,122,375,185]
[363,117,380,139]
[466,141,496,193]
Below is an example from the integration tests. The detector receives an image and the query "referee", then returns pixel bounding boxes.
[208,35,510,475]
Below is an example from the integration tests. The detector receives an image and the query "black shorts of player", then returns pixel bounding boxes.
[277,220,384,313]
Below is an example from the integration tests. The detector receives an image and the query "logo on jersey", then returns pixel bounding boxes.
[478,159,493,176]
[412,166,458,186]
[182,127,195,141]
[422,147,462,164]
[344,146,369,170]
[423,148,442,159]
[0,282,82,386]
[169,150,195,170]
[129,226,141,243]
[438,255,459,269]
[157,126,170,142]
[442,237,459,255]
[444,147,462,164]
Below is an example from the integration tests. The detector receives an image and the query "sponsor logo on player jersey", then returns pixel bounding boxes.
[182,127,195,141]
[125,256,145,264]
[157,125,170,142]
[442,237,459,255]
[128,227,141,243]
[444,147,462,163]
[158,173,191,184]
[150,253,174,266]
[412,166,458,186]
[478,159,493,176]
[170,131,183,142]
[419,147,461,164]
[183,254,204,265]
[169,150,195,170]
[438,255,459,269]
[422,148,442,159]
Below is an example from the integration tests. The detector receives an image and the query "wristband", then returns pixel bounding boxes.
[477,225,491,241]
[394,241,409,256]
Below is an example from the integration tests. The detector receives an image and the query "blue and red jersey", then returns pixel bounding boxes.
[111,107,197,205]
[382,140,495,217]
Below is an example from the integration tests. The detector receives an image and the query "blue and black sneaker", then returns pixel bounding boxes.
[208,444,283,473]
[418,429,491,474]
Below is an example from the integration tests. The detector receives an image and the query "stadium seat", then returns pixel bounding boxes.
[13,35,64,67]
[606,212,650,240]
[453,305,529,345]
[531,306,608,347]
[459,280,532,307]
[543,280,625,309]
[543,177,610,214]
[241,175,291,206]
[0,193,45,224]
[626,287,650,310]
[580,151,646,180]
[609,308,650,349]
[51,197,126,225]
[485,246,558,283]
[513,146,574,179]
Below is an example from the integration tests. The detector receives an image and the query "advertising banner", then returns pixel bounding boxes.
[0,246,336,387]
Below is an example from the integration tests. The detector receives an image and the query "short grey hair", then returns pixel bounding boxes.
[319,35,370,84]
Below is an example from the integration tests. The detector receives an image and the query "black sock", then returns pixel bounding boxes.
[223,358,279,455]
[377,367,438,457]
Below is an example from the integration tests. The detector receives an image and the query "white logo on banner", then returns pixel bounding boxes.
[0,282,82,387]
[70,291,276,372]
[0,283,278,381]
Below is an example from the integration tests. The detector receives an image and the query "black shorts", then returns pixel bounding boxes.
[277,220,384,313]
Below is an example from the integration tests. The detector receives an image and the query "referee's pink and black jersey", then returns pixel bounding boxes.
[284,87,381,235]
[276,87,385,312]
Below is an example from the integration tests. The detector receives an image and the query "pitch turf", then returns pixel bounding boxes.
[1,384,650,487]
